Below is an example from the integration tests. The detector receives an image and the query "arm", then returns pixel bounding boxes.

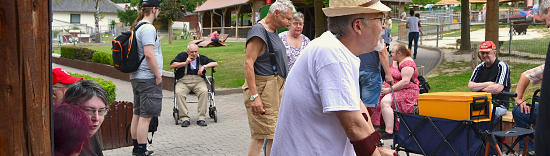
[482,83,504,94]
[144,45,162,85]
[382,66,414,94]
[515,72,532,114]
[244,37,266,115]
[169,54,192,69]
[378,48,393,85]
[468,81,495,92]
[197,61,219,76]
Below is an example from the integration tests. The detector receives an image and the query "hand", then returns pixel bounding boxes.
[377,147,397,156]
[198,66,205,76]
[250,96,266,115]
[155,75,162,85]
[515,98,531,114]
[385,74,394,85]
[382,88,391,95]
[186,57,195,64]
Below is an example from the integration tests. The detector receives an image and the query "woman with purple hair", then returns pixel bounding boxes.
[54,103,91,156]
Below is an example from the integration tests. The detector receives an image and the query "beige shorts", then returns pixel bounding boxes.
[242,75,285,139]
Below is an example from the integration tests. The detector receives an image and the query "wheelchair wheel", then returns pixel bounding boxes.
[172,108,179,125]
[209,106,218,122]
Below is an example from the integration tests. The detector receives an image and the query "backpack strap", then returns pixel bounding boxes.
[263,27,278,75]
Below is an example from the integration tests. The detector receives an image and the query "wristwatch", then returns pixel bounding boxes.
[249,93,260,101]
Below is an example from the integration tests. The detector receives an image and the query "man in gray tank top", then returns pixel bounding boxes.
[242,0,294,156]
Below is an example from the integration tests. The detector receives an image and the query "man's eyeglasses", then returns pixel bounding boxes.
[353,15,386,25]
[81,107,109,116]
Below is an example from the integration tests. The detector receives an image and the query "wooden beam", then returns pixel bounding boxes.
[211,10,214,34]
[236,5,242,38]
[1,0,52,155]
[222,8,227,34]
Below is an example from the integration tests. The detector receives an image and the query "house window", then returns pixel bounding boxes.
[70,14,80,24]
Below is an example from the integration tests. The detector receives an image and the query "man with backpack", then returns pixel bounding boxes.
[128,0,162,155]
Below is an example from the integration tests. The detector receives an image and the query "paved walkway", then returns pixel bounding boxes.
[393,41,442,76]
[53,42,440,155]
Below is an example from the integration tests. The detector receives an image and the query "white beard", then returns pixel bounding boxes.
[374,38,385,52]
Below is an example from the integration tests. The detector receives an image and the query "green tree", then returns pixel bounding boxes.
[117,5,138,26]
[181,0,206,12]
[160,0,185,44]
[82,0,103,43]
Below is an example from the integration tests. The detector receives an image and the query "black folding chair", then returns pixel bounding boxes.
[484,89,539,156]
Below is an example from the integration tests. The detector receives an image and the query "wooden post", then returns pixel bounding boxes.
[210,10,214,34]
[1,0,52,155]
[222,8,227,34]
[314,0,327,37]
[236,5,242,38]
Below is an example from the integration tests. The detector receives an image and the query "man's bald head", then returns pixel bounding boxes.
[187,43,199,52]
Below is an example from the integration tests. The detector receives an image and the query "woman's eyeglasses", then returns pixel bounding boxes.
[81,107,109,116]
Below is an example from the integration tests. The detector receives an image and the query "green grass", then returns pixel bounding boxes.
[427,63,540,96]
[471,37,549,56]
[86,36,245,88]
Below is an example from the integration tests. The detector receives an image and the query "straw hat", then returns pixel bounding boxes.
[322,0,391,17]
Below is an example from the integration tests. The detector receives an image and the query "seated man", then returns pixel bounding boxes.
[468,41,511,119]
[512,64,543,154]
[170,43,218,127]
[52,68,83,105]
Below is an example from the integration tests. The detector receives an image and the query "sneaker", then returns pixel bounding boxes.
[181,120,190,127]
[132,148,154,156]
[197,120,207,126]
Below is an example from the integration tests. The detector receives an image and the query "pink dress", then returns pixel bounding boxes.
[371,60,419,126]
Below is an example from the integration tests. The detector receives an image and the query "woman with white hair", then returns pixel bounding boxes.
[279,11,310,71]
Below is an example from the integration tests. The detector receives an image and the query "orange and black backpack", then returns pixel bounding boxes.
[111,22,148,73]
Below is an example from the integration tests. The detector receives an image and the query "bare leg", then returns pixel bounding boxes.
[380,94,394,134]
[248,138,264,156]
[130,115,139,139]
[137,117,152,144]
[265,139,273,156]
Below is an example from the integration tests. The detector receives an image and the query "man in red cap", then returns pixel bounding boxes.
[52,68,83,105]
[468,41,511,119]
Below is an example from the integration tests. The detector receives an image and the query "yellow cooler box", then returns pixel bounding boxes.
[418,92,492,122]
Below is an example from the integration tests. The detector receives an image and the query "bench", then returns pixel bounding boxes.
[198,34,229,48]
[96,101,134,150]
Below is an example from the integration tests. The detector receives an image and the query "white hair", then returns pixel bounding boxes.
[293,12,304,20]
[269,0,295,14]
[540,0,550,15]
[187,43,198,51]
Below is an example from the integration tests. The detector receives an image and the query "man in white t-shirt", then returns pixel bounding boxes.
[271,0,396,155]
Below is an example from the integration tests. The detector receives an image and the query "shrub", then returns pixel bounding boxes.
[70,73,117,104]
[60,46,96,61]
[92,52,114,66]
[60,46,76,59]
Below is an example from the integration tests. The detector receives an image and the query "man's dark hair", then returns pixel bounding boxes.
[410,10,415,16]
[63,80,110,107]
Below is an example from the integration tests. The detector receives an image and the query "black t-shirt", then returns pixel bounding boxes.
[470,59,511,102]
[535,42,550,154]
[170,52,216,80]
[79,134,103,156]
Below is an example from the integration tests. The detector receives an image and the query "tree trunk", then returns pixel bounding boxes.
[486,0,499,49]
[460,0,471,50]
[95,0,101,43]
[314,0,326,37]
[168,19,173,44]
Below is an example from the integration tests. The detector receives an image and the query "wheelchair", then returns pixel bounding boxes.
[172,68,218,125]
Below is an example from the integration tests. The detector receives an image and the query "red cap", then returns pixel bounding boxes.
[53,68,83,85]
[479,41,496,52]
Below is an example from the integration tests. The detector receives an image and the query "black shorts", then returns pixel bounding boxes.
[131,79,163,117]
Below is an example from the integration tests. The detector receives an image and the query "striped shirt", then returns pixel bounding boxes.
[470,59,511,101]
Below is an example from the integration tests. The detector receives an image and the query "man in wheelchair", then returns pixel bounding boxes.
[468,41,511,119]
[170,43,218,127]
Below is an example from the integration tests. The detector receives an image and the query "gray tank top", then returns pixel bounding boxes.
[246,23,289,78]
